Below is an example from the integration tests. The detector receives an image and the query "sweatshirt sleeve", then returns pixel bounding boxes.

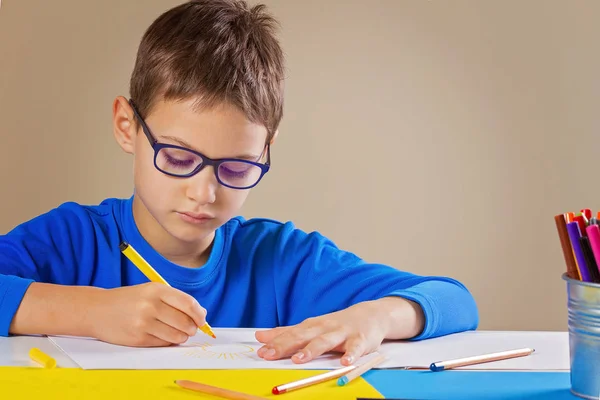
[0,202,95,336]
[272,223,479,340]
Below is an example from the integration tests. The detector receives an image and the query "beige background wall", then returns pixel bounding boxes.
[1,0,599,331]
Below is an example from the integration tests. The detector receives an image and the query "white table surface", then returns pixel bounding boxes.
[0,335,78,368]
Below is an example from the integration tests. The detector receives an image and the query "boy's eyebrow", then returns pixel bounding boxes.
[158,135,260,161]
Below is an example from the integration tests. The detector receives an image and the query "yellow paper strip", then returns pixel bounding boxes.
[0,367,383,400]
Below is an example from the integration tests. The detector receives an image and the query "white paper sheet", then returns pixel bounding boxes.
[48,328,373,370]
[378,330,570,371]
[48,329,570,371]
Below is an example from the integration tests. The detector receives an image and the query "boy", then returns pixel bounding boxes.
[0,0,478,366]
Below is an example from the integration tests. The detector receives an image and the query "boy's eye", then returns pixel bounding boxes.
[166,155,195,167]
[219,162,251,178]
[157,148,200,171]
[217,162,263,187]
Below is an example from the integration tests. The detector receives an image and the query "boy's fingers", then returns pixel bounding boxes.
[255,326,289,343]
[258,325,323,360]
[159,288,207,329]
[292,331,346,364]
[340,334,367,366]
[132,334,172,348]
[156,301,198,336]
[148,319,190,345]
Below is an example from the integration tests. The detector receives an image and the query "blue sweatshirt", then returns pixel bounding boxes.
[0,197,478,337]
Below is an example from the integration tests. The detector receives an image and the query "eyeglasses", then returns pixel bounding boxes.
[129,100,270,190]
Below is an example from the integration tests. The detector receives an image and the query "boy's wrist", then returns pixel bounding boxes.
[374,296,425,340]
[83,287,109,339]
[50,285,106,338]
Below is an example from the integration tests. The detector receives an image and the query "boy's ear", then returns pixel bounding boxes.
[112,96,137,155]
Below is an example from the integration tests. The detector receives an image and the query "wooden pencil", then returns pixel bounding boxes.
[554,214,581,279]
[429,347,535,371]
[174,380,269,400]
[337,355,386,386]
[272,364,356,394]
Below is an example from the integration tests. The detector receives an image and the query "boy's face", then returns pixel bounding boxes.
[113,97,269,252]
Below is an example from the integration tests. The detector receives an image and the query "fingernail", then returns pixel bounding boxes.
[264,348,276,358]
[343,355,354,364]
[293,351,305,360]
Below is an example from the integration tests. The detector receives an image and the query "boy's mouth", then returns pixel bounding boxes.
[177,211,215,225]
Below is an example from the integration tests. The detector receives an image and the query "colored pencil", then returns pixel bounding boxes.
[272,365,356,394]
[175,380,268,400]
[120,241,216,339]
[573,215,588,236]
[581,209,592,221]
[429,347,534,371]
[337,354,386,386]
[579,236,600,283]
[554,214,581,280]
[586,225,600,279]
[567,222,591,282]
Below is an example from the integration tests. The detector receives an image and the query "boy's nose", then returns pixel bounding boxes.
[185,167,218,205]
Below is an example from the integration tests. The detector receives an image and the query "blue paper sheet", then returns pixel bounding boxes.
[363,370,578,400]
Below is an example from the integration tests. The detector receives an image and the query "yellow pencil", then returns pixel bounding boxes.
[119,241,216,339]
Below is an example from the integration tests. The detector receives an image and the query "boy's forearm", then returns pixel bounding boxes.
[377,296,425,340]
[9,282,102,337]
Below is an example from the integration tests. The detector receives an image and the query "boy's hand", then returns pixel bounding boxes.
[255,297,424,365]
[90,282,206,347]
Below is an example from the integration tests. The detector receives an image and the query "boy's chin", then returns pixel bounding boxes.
[167,220,218,243]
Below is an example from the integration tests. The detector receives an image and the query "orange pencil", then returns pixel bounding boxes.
[175,380,268,400]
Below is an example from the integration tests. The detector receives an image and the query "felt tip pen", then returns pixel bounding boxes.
[119,241,216,339]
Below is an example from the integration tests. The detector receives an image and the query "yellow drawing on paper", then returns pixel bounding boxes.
[184,342,256,360]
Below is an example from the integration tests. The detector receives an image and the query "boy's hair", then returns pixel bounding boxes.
[129,0,285,141]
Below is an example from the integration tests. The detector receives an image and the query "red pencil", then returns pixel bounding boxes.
[573,215,588,236]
